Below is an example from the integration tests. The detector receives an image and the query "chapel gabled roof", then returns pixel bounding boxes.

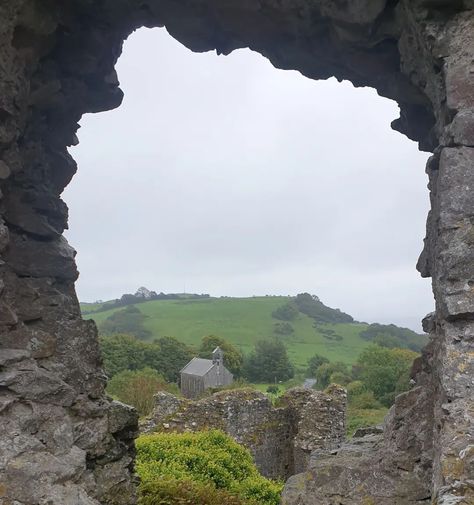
[180,357,215,376]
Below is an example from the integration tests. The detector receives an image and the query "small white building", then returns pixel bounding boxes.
[180,347,233,399]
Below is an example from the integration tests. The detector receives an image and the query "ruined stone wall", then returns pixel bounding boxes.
[0,2,138,504]
[0,1,473,504]
[141,386,347,480]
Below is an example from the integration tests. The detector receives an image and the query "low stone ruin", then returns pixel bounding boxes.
[283,341,436,504]
[141,385,347,480]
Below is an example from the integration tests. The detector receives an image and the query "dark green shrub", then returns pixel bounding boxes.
[329,371,352,386]
[346,380,367,399]
[100,334,149,377]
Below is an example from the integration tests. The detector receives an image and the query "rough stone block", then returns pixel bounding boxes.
[435,147,474,318]
[5,233,78,280]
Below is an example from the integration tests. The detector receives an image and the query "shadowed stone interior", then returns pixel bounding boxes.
[0,1,473,504]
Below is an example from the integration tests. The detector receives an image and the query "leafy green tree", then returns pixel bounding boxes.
[243,339,294,382]
[155,336,195,382]
[271,302,298,321]
[329,371,352,386]
[100,334,193,382]
[107,367,178,416]
[315,362,349,389]
[307,353,330,377]
[356,345,418,407]
[199,335,243,377]
[100,334,149,377]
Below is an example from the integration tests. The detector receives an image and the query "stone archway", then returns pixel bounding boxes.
[0,1,472,504]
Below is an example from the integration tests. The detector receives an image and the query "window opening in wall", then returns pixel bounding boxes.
[63,26,433,501]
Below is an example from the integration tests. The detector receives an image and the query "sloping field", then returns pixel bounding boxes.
[83,296,371,368]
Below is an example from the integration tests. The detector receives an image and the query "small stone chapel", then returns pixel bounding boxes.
[180,346,233,399]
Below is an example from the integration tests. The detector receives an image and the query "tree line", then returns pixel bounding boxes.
[101,334,294,385]
[101,333,296,415]
[102,327,418,425]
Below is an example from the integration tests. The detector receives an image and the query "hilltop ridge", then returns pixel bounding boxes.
[81,290,427,368]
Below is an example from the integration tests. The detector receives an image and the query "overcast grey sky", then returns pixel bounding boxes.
[64,27,433,331]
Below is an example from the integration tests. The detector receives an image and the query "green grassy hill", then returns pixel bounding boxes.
[82,295,424,369]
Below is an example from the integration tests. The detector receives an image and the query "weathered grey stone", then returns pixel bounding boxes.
[3,190,68,237]
[140,391,184,432]
[108,400,139,435]
[433,147,474,318]
[0,160,11,179]
[448,110,474,146]
[5,446,87,504]
[422,311,436,333]
[0,366,77,406]
[318,0,388,25]
[5,233,78,280]
[0,219,8,252]
[282,384,434,504]
[0,349,30,366]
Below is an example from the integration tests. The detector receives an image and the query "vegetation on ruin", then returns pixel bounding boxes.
[136,430,283,505]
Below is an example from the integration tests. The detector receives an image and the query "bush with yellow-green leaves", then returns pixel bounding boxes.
[136,430,283,505]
